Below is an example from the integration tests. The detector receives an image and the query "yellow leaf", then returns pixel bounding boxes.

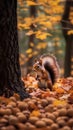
[26,30,34,36]
[35,31,52,40]
[18,23,30,30]
[33,51,38,55]
[27,1,37,6]
[41,43,47,48]
[53,99,67,106]
[68,30,73,35]
[26,48,32,54]
[36,42,47,50]
[30,42,34,47]
[36,44,42,49]
[28,54,33,58]
[40,21,52,29]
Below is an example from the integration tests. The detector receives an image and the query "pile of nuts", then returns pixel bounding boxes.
[0,95,73,130]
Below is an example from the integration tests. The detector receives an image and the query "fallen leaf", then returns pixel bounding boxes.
[55,87,65,94]
[53,99,67,106]
[59,94,70,100]
[30,110,40,117]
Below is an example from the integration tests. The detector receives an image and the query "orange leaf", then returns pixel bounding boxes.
[41,91,50,98]
[0,97,11,105]
[56,88,65,94]
[30,110,40,117]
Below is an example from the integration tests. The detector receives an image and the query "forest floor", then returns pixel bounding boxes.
[0,76,73,130]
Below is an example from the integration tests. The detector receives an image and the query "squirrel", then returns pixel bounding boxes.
[33,54,60,90]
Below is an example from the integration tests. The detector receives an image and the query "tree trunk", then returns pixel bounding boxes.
[0,0,29,99]
[61,0,73,77]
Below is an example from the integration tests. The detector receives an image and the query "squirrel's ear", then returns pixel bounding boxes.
[39,59,42,65]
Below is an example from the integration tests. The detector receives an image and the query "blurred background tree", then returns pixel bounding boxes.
[61,0,73,77]
[17,0,73,77]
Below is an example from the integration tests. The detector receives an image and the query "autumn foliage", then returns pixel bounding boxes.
[18,0,65,73]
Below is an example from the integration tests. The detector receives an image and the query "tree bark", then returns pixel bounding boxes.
[0,0,29,99]
[61,0,73,77]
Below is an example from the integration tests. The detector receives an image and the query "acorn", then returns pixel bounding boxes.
[35,120,46,128]
[57,116,68,122]
[41,118,54,125]
[51,123,59,130]
[0,109,6,116]
[28,101,37,111]
[17,101,28,111]
[0,127,7,130]
[16,123,26,130]
[18,114,27,123]
[67,118,73,127]
[46,112,55,121]
[22,110,30,118]
[23,98,30,102]
[8,115,19,125]
[45,104,53,112]
[57,104,64,109]
[46,97,55,104]
[41,99,48,107]
[58,108,67,116]
[67,108,73,117]
[57,119,66,127]
[0,118,8,124]
[37,104,43,109]
[5,125,16,130]
[10,96,17,102]
[6,105,13,109]
[0,108,12,116]
[61,116,68,121]
[3,115,9,120]
[16,112,24,116]
[29,116,39,124]
[8,102,16,107]
[53,111,59,118]
[24,122,35,130]
[63,126,71,130]
[5,108,12,115]
[12,107,20,115]
[39,113,46,118]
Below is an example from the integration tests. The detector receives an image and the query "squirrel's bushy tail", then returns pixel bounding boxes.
[40,54,60,85]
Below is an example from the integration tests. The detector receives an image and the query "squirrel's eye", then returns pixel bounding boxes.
[37,65,40,68]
